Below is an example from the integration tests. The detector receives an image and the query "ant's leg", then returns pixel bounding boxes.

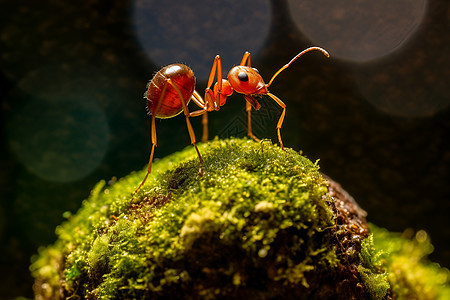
[205,55,223,110]
[167,79,204,174]
[246,100,259,142]
[267,92,286,150]
[134,114,157,193]
[201,113,208,142]
[190,90,208,117]
[133,80,172,194]
[189,90,209,142]
[190,89,206,108]
[240,52,254,139]
[239,52,260,141]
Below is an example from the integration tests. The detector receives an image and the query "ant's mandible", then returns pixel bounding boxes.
[134,47,329,194]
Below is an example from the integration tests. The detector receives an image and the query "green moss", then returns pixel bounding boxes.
[30,138,450,299]
[369,225,450,300]
[358,234,390,300]
[30,139,335,298]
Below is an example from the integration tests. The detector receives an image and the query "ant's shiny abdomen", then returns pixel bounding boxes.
[146,64,196,118]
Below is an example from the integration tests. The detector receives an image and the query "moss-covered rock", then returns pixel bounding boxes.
[30,138,449,299]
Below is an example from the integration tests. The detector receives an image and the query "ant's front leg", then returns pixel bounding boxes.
[239,51,260,143]
[266,92,286,150]
[246,100,260,142]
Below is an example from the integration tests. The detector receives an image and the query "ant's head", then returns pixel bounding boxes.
[227,66,267,95]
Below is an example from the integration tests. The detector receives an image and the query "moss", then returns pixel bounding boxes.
[30,138,450,299]
[369,225,450,300]
[358,234,390,300]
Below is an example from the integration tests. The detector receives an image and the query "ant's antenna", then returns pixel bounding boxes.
[267,47,330,88]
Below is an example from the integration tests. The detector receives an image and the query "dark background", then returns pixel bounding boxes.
[0,0,448,298]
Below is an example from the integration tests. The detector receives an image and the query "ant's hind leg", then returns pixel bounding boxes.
[134,80,171,194]
[134,114,157,194]
[167,79,204,175]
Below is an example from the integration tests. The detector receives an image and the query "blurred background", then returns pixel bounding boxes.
[0,0,448,298]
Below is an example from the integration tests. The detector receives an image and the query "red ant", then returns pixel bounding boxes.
[134,47,329,193]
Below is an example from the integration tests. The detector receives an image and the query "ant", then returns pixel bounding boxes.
[134,47,329,193]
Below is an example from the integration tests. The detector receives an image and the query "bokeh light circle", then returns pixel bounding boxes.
[132,0,270,81]
[7,67,110,182]
[288,0,427,62]
[354,57,450,118]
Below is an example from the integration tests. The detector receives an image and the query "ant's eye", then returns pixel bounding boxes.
[238,71,249,82]
[252,67,259,73]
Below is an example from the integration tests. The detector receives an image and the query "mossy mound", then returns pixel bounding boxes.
[30,138,450,299]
